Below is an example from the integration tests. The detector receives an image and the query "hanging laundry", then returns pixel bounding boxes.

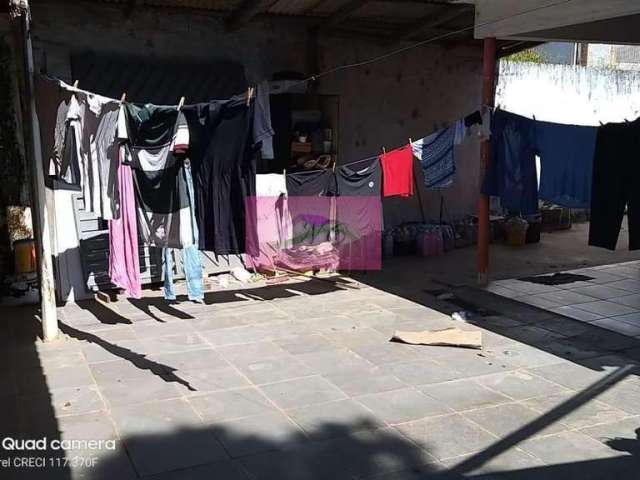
[119,103,192,248]
[412,126,457,189]
[485,109,598,214]
[75,90,121,219]
[454,109,491,145]
[254,81,275,161]
[333,159,382,196]
[483,110,539,215]
[285,169,335,196]
[36,77,121,218]
[589,118,640,251]
[285,170,334,247]
[183,96,257,255]
[108,147,141,298]
[35,76,81,188]
[246,174,292,272]
[163,162,204,301]
[380,145,414,197]
[535,120,597,209]
[333,159,383,270]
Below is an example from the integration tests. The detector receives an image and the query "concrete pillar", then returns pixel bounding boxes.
[9,1,59,340]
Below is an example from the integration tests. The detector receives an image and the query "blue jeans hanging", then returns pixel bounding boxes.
[163,164,204,301]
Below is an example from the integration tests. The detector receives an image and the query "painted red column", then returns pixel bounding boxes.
[477,37,496,286]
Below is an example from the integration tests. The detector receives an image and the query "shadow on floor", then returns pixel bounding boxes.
[354,267,640,377]
[73,277,352,326]
[59,322,195,391]
[0,305,71,479]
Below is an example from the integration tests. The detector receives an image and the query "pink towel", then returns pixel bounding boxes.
[108,147,141,298]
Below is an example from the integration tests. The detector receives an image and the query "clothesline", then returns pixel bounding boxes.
[297,106,489,177]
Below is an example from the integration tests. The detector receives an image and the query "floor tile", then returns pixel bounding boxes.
[522,392,629,430]
[440,448,545,477]
[611,311,640,326]
[275,335,336,355]
[148,348,228,371]
[145,459,249,480]
[111,398,227,476]
[324,366,406,396]
[570,285,631,300]
[530,291,598,307]
[474,370,569,401]
[518,430,625,464]
[295,348,374,375]
[18,364,96,396]
[236,445,352,480]
[417,379,511,412]
[382,359,469,386]
[594,381,640,415]
[529,362,605,390]
[139,333,207,354]
[395,413,497,461]
[607,279,640,293]
[463,402,566,438]
[333,427,437,478]
[550,306,604,322]
[168,366,251,394]
[572,301,638,317]
[349,342,418,365]
[514,295,564,309]
[218,342,312,385]
[610,294,640,309]
[354,387,450,424]
[579,416,640,447]
[188,388,276,422]
[592,318,640,337]
[22,384,105,418]
[287,399,384,439]
[209,412,306,458]
[98,374,183,408]
[259,376,346,410]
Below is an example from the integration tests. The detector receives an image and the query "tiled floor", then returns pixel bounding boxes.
[1,275,640,479]
[487,260,640,339]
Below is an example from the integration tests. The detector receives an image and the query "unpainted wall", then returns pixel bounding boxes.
[28,1,482,300]
[0,37,30,281]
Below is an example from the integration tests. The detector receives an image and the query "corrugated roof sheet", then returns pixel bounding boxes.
[94,0,475,39]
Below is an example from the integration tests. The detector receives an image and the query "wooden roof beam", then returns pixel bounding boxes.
[393,6,472,42]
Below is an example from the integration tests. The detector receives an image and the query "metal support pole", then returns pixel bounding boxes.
[9,1,58,340]
[477,37,496,286]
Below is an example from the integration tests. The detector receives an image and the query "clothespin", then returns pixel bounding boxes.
[246,87,254,107]
[120,92,127,104]
[599,121,604,126]
[72,80,79,89]
[283,168,286,177]
[408,137,413,146]
[382,147,387,155]
[178,96,185,110]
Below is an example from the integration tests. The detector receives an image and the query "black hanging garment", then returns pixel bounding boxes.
[588,118,640,251]
[182,97,258,255]
[121,103,191,249]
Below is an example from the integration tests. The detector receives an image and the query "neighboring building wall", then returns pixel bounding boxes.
[496,61,640,124]
[28,1,482,300]
[0,37,30,282]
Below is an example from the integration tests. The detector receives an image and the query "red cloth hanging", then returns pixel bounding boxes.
[380,144,414,197]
